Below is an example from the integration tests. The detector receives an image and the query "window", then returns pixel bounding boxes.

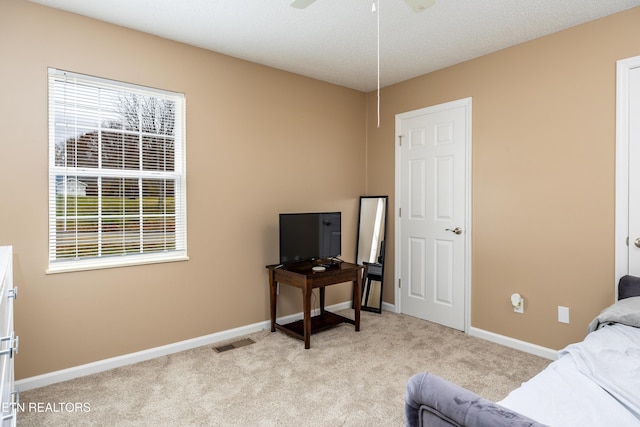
[47,69,187,273]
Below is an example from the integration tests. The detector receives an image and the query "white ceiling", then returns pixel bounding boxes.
[28,0,640,92]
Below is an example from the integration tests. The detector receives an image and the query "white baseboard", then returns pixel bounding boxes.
[16,321,268,392]
[17,303,554,392]
[383,304,555,360]
[381,301,395,312]
[468,327,558,360]
[17,301,353,391]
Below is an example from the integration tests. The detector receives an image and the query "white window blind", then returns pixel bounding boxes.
[47,68,187,273]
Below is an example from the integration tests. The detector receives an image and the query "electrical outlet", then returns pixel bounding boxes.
[514,299,524,314]
[511,293,524,314]
[558,306,570,324]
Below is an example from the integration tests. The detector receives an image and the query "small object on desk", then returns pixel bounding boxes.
[312,266,326,272]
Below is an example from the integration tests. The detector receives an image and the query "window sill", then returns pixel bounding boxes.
[46,253,189,274]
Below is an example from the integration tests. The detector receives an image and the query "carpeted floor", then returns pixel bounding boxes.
[18,310,551,426]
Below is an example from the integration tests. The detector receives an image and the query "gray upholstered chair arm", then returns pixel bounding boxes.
[405,372,548,427]
[618,275,640,300]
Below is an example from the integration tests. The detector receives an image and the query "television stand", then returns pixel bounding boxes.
[266,260,363,349]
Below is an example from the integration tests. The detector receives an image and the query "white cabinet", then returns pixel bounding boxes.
[0,247,17,426]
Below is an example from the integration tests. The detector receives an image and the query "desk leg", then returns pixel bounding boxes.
[354,269,362,331]
[319,287,326,314]
[269,270,277,333]
[303,281,312,349]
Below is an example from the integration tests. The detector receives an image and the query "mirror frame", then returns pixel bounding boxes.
[354,195,388,313]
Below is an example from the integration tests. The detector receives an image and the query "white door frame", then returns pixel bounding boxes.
[615,55,640,285]
[394,97,472,332]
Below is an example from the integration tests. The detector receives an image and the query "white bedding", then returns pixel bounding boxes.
[498,323,640,426]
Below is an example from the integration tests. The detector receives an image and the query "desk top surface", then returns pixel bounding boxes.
[266,260,360,277]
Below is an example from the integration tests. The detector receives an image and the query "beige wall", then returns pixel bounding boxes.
[367,7,640,350]
[0,0,366,379]
[2,0,640,380]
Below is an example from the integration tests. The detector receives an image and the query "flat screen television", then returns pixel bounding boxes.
[279,212,341,265]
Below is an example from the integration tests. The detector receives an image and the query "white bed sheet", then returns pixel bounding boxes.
[498,323,640,426]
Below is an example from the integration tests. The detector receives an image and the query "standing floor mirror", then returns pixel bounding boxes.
[354,195,388,313]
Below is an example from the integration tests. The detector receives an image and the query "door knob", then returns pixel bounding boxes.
[446,227,462,235]
[635,238,640,248]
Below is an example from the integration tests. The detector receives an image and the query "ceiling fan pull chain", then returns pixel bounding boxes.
[375,0,380,128]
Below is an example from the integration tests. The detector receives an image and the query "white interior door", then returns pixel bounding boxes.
[395,98,471,331]
[628,64,640,275]
[616,56,640,281]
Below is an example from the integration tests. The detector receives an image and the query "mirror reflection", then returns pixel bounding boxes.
[355,196,388,313]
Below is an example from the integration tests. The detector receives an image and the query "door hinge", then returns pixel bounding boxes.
[399,207,401,218]
[398,135,403,146]
[398,278,401,288]
[627,236,629,246]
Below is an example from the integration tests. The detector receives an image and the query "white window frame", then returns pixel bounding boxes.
[47,69,188,273]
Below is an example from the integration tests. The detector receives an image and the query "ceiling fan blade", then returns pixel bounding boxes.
[289,0,318,9]
[404,0,436,13]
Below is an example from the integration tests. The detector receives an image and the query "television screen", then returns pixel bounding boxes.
[279,212,341,264]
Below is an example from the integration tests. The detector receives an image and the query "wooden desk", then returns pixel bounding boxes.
[267,261,363,349]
